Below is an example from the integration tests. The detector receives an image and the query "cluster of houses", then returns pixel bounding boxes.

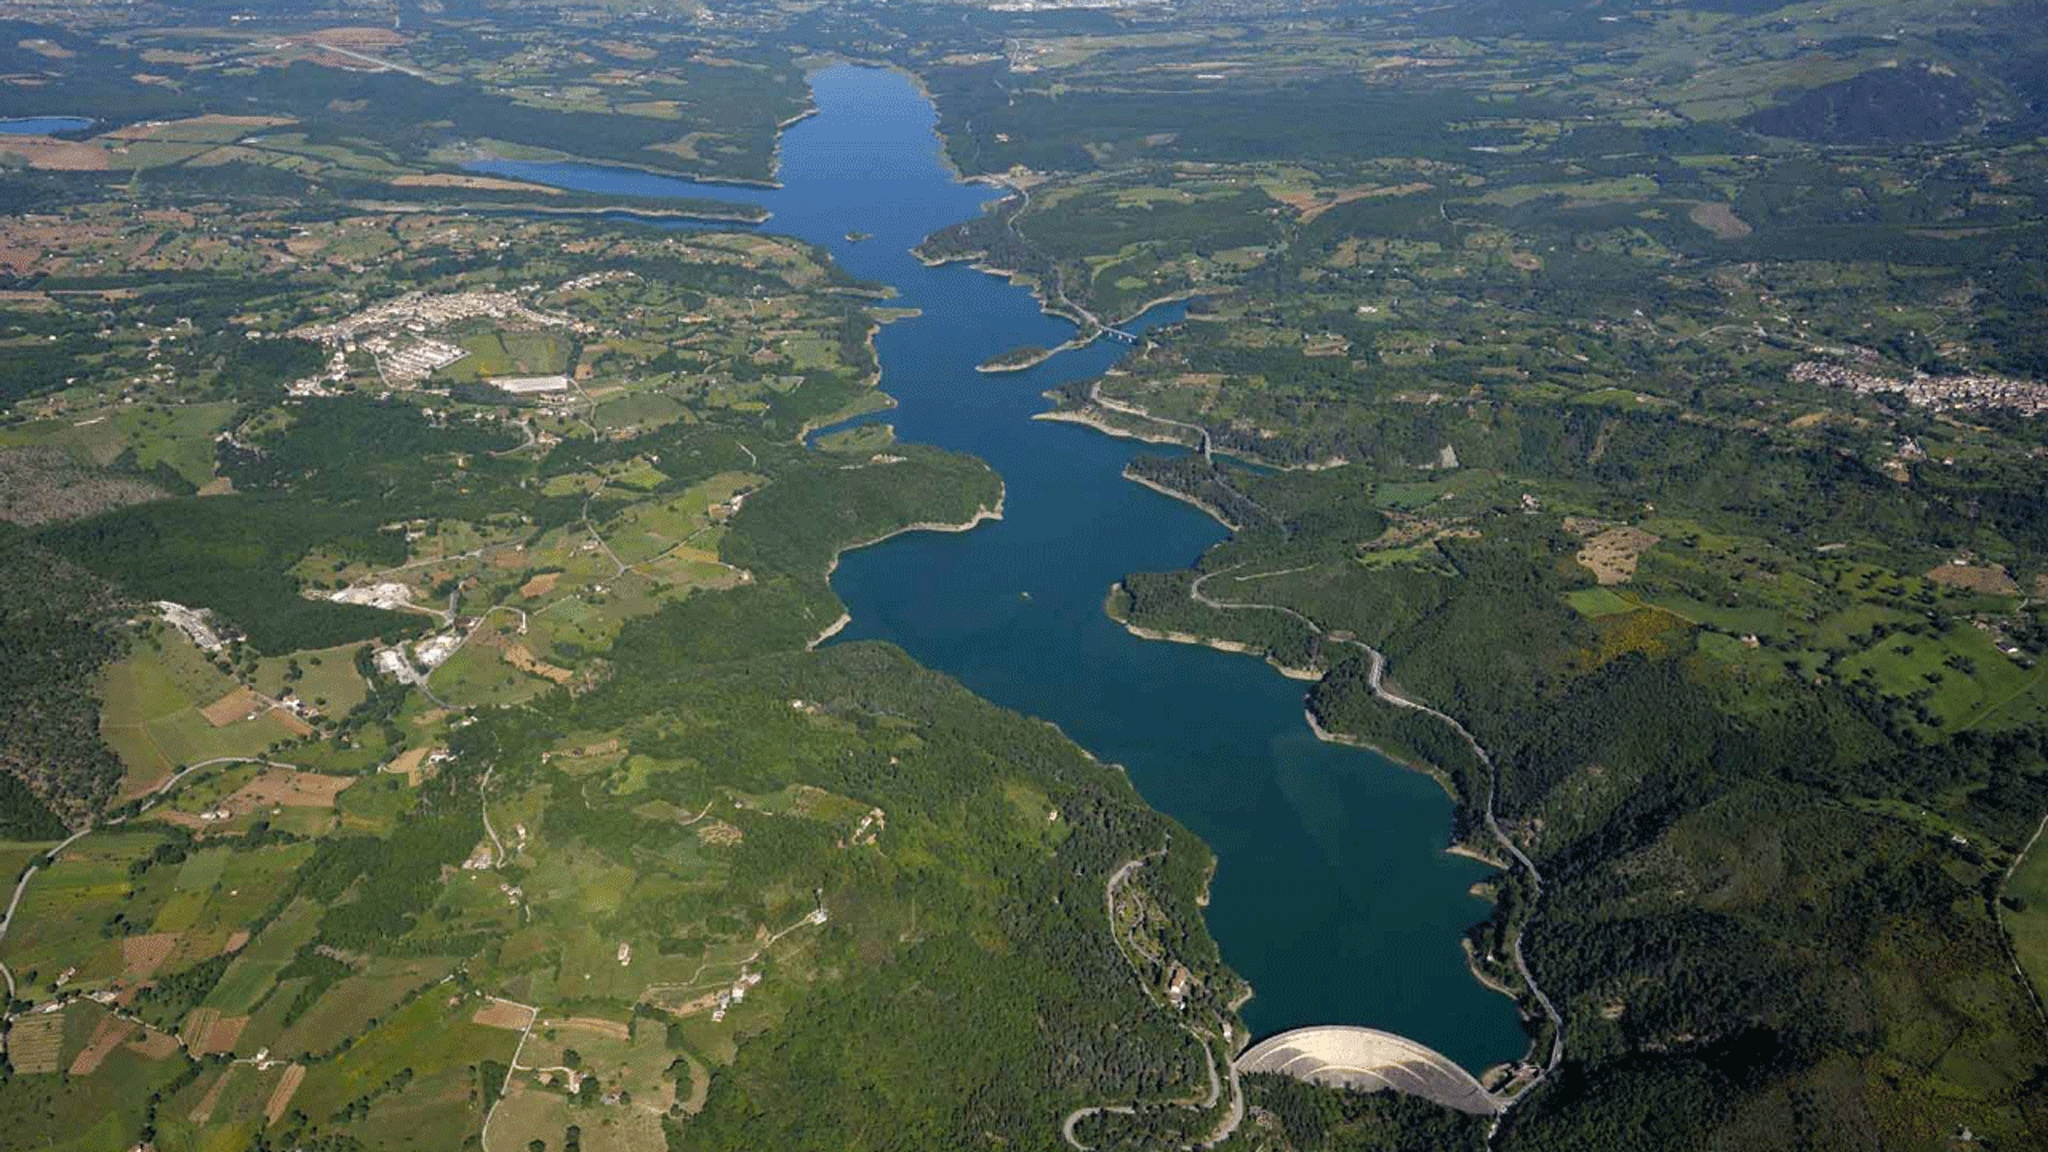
[1791,359,2048,415]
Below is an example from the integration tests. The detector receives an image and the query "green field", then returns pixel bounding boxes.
[0,401,234,487]
[100,645,301,796]
[2004,829,2048,1008]
[1838,624,2047,732]
[292,992,520,1151]
[437,330,572,383]
[1564,587,1637,618]
[0,1003,191,1152]
[0,830,161,960]
[250,644,370,717]
[206,897,323,1016]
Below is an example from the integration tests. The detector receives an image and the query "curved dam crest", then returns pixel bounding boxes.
[1236,1026,1506,1115]
[477,64,1528,1086]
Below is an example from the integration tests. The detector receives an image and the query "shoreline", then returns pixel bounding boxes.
[1032,408,1193,447]
[346,198,768,225]
[811,486,1005,649]
[1462,937,1518,997]
[1105,584,1320,682]
[820,483,1007,582]
[807,611,852,650]
[769,78,824,183]
[793,311,911,444]
[463,146,785,190]
[1301,707,1470,814]
[977,351,1052,375]
[803,65,1541,1094]
[1122,466,1238,531]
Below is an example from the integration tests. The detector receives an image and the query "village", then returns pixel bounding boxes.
[1791,358,2048,416]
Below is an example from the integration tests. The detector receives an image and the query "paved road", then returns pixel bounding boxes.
[1088,380,1211,459]
[1998,811,2048,1032]
[1182,564,1566,1084]
[480,767,506,867]
[1061,850,1246,1150]
[1,755,303,1003]
[313,42,432,80]
[0,825,93,1001]
[478,996,540,1152]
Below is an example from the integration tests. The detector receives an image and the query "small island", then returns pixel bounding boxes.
[977,344,1053,373]
[845,230,871,242]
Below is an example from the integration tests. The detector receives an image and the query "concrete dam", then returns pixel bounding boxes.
[1232,1026,1506,1116]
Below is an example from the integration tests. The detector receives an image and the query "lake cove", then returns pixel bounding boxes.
[476,64,1528,1072]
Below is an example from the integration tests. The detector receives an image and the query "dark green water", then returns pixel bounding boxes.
[474,64,1526,1071]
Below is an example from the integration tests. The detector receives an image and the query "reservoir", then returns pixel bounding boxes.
[475,64,1527,1072]
[0,116,93,135]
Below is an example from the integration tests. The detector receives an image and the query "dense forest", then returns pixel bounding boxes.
[0,531,131,825]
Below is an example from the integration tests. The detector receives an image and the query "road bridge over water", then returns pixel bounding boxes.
[1233,1026,1505,1116]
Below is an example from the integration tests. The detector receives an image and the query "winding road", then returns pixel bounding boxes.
[1060,849,1245,1150]
[1086,380,1212,460]
[0,826,92,1001]
[0,754,307,1004]
[1181,564,1566,1083]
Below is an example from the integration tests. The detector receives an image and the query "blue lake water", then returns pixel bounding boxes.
[0,116,93,135]
[476,64,1527,1071]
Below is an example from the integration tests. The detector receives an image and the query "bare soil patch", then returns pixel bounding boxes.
[122,932,180,981]
[390,173,562,195]
[310,27,406,48]
[696,819,743,847]
[384,746,431,785]
[127,1026,181,1060]
[265,1063,306,1126]
[200,1015,249,1056]
[268,707,314,738]
[519,571,560,598]
[6,1012,63,1073]
[180,1007,221,1050]
[556,1015,630,1040]
[223,929,252,954]
[472,1000,532,1030]
[1568,519,1662,586]
[1268,182,1434,222]
[201,685,263,727]
[503,643,574,685]
[106,114,293,141]
[0,136,109,170]
[68,1015,136,1075]
[549,737,620,761]
[1925,562,2020,595]
[1688,202,1753,240]
[225,770,356,810]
